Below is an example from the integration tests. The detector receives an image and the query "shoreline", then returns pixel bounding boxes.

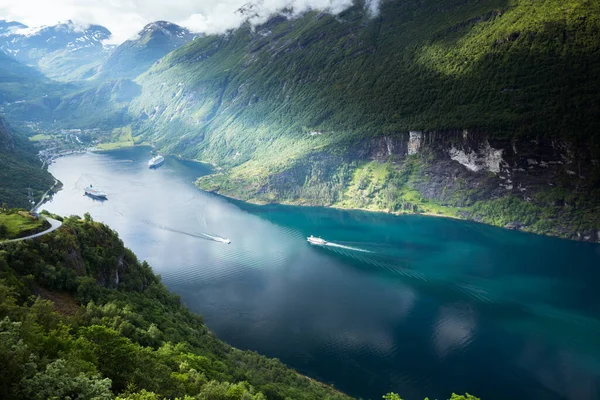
[44,148,599,244]
[198,183,600,245]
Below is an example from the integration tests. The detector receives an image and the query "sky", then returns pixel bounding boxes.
[0,0,378,44]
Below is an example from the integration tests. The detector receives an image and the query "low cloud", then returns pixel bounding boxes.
[0,0,374,44]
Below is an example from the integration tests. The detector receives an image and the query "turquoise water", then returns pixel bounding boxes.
[46,147,600,399]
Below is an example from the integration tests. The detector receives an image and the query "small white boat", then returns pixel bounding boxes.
[307,235,327,245]
[210,235,231,244]
[216,236,231,244]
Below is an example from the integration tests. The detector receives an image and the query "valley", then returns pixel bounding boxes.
[1,0,598,242]
[1,1,600,399]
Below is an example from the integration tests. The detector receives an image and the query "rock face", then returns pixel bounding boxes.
[248,129,600,243]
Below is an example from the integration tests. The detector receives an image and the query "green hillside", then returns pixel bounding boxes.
[0,52,50,104]
[122,0,600,240]
[0,214,352,400]
[131,0,599,158]
[0,116,55,208]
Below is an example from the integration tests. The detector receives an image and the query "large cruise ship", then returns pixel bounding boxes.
[84,185,107,199]
[148,155,165,168]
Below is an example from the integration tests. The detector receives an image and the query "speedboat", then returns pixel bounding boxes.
[307,235,327,245]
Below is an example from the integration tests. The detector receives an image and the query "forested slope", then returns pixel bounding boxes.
[0,214,353,399]
[0,116,54,208]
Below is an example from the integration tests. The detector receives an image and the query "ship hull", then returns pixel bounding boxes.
[148,159,164,168]
[84,189,107,199]
[84,192,107,200]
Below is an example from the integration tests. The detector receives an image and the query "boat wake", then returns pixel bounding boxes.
[323,242,371,253]
[140,219,230,244]
[204,234,232,244]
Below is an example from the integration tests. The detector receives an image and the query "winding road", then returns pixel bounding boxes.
[0,217,62,245]
[31,178,59,213]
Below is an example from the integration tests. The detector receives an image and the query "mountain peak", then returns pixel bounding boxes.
[0,20,112,80]
[0,20,28,35]
[96,21,195,80]
[139,20,192,39]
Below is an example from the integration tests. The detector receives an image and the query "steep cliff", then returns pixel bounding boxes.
[200,130,600,241]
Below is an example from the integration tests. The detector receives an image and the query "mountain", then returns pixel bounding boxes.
[0,115,55,208]
[0,50,72,126]
[125,0,600,242]
[0,50,47,103]
[0,20,27,35]
[0,214,353,399]
[51,78,141,127]
[0,20,112,81]
[95,21,196,80]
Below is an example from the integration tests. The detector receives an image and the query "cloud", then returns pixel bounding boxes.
[0,0,368,44]
[365,0,381,16]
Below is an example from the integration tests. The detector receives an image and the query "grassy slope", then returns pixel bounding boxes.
[96,126,136,150]
[0,215,352,400]
[0,210,49,240]
[330,155,600,239]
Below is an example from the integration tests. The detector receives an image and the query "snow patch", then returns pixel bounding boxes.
[449,142,503,173]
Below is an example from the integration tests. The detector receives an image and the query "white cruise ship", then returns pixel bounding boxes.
[148,155,165,168]
[84,184,107,199]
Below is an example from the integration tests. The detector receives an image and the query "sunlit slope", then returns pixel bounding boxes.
[131,0,600,164]
[126,0,600,240]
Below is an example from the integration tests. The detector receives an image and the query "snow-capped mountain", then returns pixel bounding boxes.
[0,20,28,36]
[94,21,196,80]
[0,20,112,81]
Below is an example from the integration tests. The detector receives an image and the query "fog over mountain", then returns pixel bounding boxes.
[0,0,365,44]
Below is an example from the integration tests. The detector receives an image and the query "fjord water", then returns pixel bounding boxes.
[46,147,600,400]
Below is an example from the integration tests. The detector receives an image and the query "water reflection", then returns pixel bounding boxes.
[433,303,477,358]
